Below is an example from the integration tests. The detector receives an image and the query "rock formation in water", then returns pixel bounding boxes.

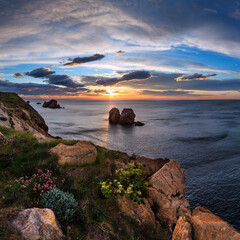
[0,92,49,140]
[109,107,120,123]
[109,107,144,126]
[42,99,61,109]
[119,108,136,124]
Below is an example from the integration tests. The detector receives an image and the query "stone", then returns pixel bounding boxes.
[172,215,192,240]
[109,108,120,123]
[134,121,145,126]
[11,208,63,240]
[147,160,191,230]
[119,108,136,124]
[50,141,97,165]
[117,196,157,225]
[37,102,41,104]
[42,99,61,109]
[133,156,169,177]
[191,207,240,240]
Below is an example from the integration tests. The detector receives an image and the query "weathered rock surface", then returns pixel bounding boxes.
[172,215,192,240]
[147,160,191,230]
[50,141,97,165]
[192,207,240,240]
[109,108,120,123]
[172,207,240,240]
[134,156,170,177]
[11,208,63,240]
[42,99,61,109]
[119,108,136,124]
[117,196,158,225]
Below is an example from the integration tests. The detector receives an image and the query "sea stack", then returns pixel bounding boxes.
[119,108,135,124]
[109,107,120,123]
[109,107,144,126]
[42,99,61,109]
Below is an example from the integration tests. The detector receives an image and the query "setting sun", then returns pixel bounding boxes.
[107,89,117,96]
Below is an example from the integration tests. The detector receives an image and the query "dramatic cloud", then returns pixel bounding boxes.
[116,50,125,56]
[25,68,55,78]
[0,80,88,96]
[44,74,85,88]
[13,72,24,78]
[63,54,105,66]
[175,73,217,82]
[96,70,151,86]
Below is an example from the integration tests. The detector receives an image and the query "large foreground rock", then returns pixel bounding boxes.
[172,207,240,240]
[119,108,136,124]
[11,208,63,240]
[50,141,97,165]
[109,108,120,123]
[43,99,61,109]
[147,160,191,230]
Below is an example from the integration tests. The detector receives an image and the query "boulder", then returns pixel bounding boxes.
[109,108,120,123]
[133,156,169,177]
[172,215,192,240]
[119,108,136,124]
[191,207,240,240]
[42,99,61,109]
[50,141,97,165]
[147,160,191,230]
[117,196,157,225]
[134,121,144,126]
[11,208,63,240]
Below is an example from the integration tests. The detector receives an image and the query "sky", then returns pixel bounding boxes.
[1,0,240,100]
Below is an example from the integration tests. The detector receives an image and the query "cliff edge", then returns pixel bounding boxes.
[0,92,50,140]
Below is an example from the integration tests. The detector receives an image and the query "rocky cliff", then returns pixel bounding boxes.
[0,92,50,140]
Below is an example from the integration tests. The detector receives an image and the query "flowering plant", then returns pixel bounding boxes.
[100,163,148,204]
[16,169,60,200]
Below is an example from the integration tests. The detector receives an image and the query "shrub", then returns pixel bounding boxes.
[40,188,78,223]
[16,169,59,200]
[88,205,108,222]
[100,163,148,204]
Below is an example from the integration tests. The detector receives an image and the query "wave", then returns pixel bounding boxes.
[177,132,229,143]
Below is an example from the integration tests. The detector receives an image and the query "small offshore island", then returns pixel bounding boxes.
[0,92,239,240]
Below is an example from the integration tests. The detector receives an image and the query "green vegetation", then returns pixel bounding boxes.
[41,188,78,223]
[0,126,170,240]
[0,92,30,110]
[100,163,148,203]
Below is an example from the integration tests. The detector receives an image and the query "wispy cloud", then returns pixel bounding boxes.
[63,54,105,66]
[96,70,151,86]
[175,73,217,81]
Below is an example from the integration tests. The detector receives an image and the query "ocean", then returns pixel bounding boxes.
[29,99,240,229]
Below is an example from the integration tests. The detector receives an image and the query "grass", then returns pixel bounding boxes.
[0,92,48,134]
[0,126,170,240]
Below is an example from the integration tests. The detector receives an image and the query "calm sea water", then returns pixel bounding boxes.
[29,99,240,229]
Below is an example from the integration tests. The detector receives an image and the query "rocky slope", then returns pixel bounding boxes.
[0,92,50,140]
